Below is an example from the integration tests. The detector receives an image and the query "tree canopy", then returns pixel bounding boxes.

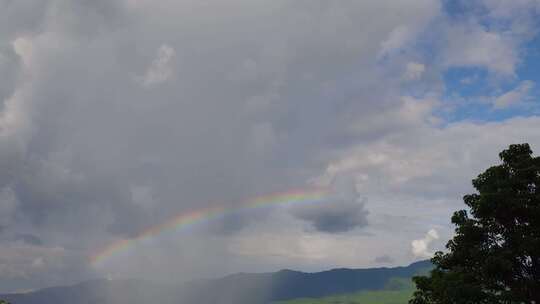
[410,143,540,304]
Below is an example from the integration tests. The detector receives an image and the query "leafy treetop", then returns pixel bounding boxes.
[410,143,540,304]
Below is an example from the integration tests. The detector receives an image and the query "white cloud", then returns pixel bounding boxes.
[482,0,540,19]
[380,26,415,57]
[321,116,540,199]
[140,44,176,87]
[226,210,394,270]
[314,116,540,266]
[442,24,518,75]
[493,80,534,109]
[12,37,34,69]
[411,229,439,258]
[403,62,426,81]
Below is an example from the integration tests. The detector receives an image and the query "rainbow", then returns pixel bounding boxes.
[90,187,329,265]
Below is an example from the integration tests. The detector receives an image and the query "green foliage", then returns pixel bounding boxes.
[410,144,540,304]
[276,276,417,304]
[274,288,414,304]
[385,277,416,291]
[0,300,11,304]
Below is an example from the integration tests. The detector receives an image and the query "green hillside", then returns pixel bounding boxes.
[274,289,413,304]
[1,262,431,304]
[274,277,415,304]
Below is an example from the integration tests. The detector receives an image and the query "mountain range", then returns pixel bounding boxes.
[1,260,431,304]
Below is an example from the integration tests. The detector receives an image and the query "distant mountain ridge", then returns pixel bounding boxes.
[1,260,432,304]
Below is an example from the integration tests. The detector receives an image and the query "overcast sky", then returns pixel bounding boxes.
[1,0,540,293]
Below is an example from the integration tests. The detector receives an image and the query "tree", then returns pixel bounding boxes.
[0,300,10,304]
[410,143,540,304]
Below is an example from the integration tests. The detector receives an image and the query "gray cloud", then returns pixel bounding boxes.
[292,178,369,233]
[203,213,260,236]
[12,234,43,246]
[374,255,394,264]
[292,200,369,233]
[0,0,50,40]
[0,44,20,109]
[0,0,539,293]
[0,0,438,244]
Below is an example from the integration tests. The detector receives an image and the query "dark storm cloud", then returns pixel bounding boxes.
[292,177,369,233]
[292,200,369,233]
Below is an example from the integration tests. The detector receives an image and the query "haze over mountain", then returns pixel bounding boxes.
[1,260,431,304]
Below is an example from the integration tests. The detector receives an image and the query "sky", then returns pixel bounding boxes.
[1,0,540,293]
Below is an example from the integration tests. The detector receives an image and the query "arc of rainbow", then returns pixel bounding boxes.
[90,187,329,266]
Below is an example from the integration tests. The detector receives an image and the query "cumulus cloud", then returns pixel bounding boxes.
[0,0,539,293]
[493,80,534,109]
[442,24,518,75]
[0,0,447,288]
[411,229,439,258]
[292,178,369,233]
[312,115,540,269]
